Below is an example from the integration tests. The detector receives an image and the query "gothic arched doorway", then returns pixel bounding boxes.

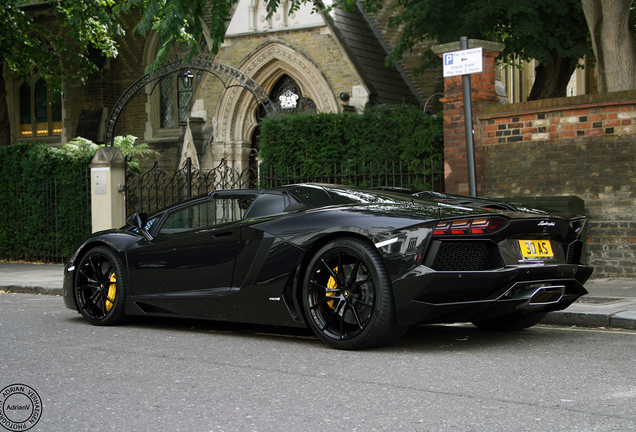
[250,74,317,183]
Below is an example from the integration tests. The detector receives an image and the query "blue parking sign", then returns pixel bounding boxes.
[444,53,453,65]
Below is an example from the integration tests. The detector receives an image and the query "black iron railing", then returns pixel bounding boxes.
[125,157,445,216]
[259,159,445,191]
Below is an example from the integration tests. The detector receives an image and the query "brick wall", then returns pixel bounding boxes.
[438,42,501,195]
[477,93,636,277]
[441,54,636,279]
[61,12,147,145]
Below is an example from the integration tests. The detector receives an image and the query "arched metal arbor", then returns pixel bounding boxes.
[105,59,277,146]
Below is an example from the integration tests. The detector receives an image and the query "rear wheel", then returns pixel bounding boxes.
[302,238,407,350]
[74,246,127,326]
[471,311,548,331]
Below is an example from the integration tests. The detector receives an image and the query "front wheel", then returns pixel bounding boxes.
[302,238,407,350]
[471,311,548,331]
[74,246,127,326]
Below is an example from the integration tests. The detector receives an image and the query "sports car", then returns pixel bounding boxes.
[63,183,593,349]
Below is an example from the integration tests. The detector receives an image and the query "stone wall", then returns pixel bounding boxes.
[437,41,636,278]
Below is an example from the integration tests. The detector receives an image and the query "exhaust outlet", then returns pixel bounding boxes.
[528,286,565,305]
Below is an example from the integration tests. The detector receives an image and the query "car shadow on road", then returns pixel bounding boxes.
[387,323,575,353]
[69,313,574,352]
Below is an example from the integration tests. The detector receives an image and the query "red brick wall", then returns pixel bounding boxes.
[440,49,500,194]
[444,88,636,278]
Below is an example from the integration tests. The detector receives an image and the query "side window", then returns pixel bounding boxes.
[157,196,254,236]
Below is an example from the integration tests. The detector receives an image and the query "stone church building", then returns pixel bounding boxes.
[5,2,441,174]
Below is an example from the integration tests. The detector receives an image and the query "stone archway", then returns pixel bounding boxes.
[206,41,339,170]
[104,59,276,147]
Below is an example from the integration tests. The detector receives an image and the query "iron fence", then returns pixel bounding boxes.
[126,157,445,216]
[1,169,92,263]
[260,158,445,191]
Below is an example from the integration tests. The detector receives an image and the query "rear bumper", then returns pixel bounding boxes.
[392,264,592,326]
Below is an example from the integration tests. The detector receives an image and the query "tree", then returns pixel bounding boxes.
[118,0,217,72]
[342,0,592,101]
[582,0,636,93]
[118,0,636,97]
[0,0,121,146]
[117,0,304,72]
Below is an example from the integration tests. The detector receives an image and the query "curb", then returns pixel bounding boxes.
[1,286,63,296]
[542,311,636,329]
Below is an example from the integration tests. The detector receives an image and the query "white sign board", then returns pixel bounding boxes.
[442,47,483,77]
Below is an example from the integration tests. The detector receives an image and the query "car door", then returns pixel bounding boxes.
[125,193,256,316]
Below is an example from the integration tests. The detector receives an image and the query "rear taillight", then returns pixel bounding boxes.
[433,217,507,235]
[570,218,586,236]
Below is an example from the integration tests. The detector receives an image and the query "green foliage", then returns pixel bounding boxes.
[118,0,311,72]
[337,0,592,98]
[359,0,591,69]
[112,135,159,172]
[259,105,443,189]
[61,137,100,158]
[1,0,121,92]
[119,0,238,72]
[114,0,595,97]
[0,136,158,261]
[0,142,93,262]
[63,135,159,172]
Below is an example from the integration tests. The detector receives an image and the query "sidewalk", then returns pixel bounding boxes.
[1,262,635,330]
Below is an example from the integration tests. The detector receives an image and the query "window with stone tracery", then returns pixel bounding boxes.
[159,71,202,129]
[268,75,316,114]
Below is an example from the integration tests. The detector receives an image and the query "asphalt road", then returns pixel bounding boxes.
[1,293,635,432]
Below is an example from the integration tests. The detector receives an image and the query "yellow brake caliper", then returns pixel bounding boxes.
[326,268,338,309]
[105,273,117,311]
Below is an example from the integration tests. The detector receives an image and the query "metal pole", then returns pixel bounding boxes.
[460,36,478,197]
[186,157,192,198]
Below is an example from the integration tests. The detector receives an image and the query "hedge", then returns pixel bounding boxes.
[0,142,92,262]
[258,104,443,188]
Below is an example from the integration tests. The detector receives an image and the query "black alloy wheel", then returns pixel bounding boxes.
[303,238,406,350]
[74,246,127,325]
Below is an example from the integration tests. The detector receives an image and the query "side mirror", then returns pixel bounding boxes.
[126,213,153,241]
[126,212,148,229]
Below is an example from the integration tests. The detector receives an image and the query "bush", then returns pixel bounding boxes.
[258,104,443,188]
[0,142,92,262]
[63,135,158,172]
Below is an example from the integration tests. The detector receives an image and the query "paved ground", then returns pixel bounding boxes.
[1,262,635,330]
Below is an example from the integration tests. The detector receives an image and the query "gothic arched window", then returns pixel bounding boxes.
[269,74,316,114]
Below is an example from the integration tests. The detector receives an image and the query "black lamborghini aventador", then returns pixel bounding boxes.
[63,184,592,349]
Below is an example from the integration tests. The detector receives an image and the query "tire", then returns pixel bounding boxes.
[74,246,127,326]
[302,238,407,350]
[471,311,548,332]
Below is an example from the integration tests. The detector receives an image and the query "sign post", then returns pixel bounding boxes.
[442,37,482,197]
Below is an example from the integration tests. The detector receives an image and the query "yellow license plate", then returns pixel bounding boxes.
[519,240,553,258]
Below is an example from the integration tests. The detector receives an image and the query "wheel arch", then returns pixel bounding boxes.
[291,231,385,325]
[68,238,134,304]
